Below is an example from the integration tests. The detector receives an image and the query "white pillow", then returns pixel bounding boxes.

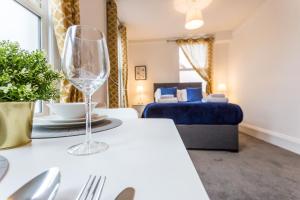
[177,89,187,102]
[157,97,178,103]
[154,88,161,102]
[209,94,225,98]
[160,94,174,99]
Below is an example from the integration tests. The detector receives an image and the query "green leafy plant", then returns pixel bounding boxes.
[0,41,62,102]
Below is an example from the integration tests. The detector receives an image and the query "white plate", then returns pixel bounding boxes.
[33,115,107,129]
[36,114,100,123]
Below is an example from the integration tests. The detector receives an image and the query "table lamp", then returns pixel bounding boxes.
[217,83,227,95]
[136,85,144,105]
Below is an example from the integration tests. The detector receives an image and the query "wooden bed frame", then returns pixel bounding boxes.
[153,82,239,152]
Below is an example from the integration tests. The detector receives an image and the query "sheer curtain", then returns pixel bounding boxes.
[176,37,214,94]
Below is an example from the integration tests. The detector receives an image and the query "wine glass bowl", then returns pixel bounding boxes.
[62,26,109,96]
[62,25,110,156]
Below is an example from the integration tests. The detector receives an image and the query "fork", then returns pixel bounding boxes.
[76,175,106,200]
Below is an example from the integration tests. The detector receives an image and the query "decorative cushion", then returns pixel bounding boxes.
[154,89,161,102]
[177,89,188,102]
[160,87,177,97]
[186,87,203,102]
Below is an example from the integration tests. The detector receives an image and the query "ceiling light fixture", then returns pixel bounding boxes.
[174,0,213,13]
[185,8,204,30]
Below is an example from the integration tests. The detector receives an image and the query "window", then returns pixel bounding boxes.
[0,0,49,113]
[179,48,206,92]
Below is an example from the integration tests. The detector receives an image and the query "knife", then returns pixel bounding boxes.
[7,167,61,200]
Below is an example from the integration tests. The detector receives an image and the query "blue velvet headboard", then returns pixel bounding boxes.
[153,82,202,93]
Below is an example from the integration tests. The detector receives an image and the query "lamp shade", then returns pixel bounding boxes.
[174,0,213,13]
[217,83,227,93]
[136,85,144,93]
[185,8,204,30]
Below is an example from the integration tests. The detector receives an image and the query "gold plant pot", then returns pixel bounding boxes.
[0,102,35,149]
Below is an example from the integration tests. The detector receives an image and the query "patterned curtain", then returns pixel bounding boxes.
[51,0,83,102]
[176,37,214,94]
[118,24,129,107]
[107,0,119,108]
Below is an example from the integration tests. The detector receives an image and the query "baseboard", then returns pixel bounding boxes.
[239,123,300,155]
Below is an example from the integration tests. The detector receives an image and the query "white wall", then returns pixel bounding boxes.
[80,0,107,105]
[128,41,179,105]
[228,0,300,152]
[213,42,229,93]
[128,37,230,106]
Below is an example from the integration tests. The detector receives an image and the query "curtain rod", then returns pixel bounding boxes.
[166,34,214,43]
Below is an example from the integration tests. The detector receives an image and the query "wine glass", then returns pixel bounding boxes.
[62,25,110,156]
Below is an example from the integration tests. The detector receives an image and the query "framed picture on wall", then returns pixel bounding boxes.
[135,65,147,80]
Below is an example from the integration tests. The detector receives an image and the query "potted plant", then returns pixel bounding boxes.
[0,41,61,149]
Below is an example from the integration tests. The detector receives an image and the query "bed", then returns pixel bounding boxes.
[142,82,243,152]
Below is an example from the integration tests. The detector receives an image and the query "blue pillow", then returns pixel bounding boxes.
[186,87,203,102]
[160,87,177,97]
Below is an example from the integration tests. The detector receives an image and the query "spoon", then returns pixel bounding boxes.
[7,167,61,200]
[115,187,135,200]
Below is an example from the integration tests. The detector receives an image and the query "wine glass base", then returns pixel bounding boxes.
[67,141,109,156]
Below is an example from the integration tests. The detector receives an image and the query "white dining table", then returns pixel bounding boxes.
[0,119,209,200]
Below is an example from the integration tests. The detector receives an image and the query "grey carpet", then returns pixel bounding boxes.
[189,133,300,200]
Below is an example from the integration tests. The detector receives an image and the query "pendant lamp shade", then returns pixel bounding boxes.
[185,8,204,30]
[174,0,213,13]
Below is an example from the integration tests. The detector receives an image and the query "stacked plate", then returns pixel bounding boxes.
[33,114,107,129]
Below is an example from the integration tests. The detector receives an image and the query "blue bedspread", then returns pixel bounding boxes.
[142,102,243,125]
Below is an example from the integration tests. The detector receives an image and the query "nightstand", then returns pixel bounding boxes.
[132,104,146,118]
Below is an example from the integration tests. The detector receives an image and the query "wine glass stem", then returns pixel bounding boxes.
[85,94,92,148]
